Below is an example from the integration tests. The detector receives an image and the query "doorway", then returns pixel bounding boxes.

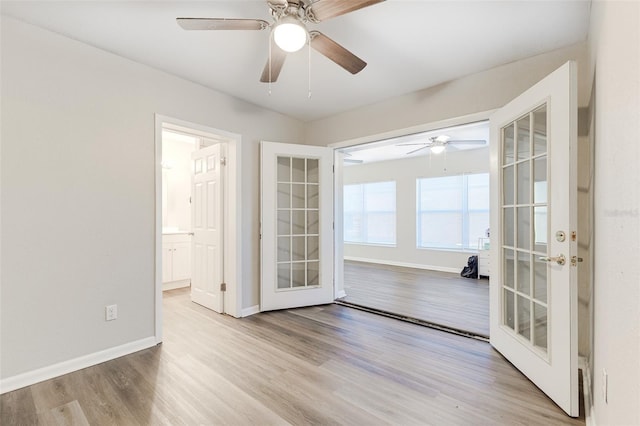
[332,114,493,338]
[154,115,242,343]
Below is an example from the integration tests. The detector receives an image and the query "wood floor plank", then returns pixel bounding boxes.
[341,260,490,336]
[0,386,40,425]
[64,364,141,425]
[38,400,89,426]
[1,288,583,425]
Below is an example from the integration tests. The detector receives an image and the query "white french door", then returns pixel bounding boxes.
[489,61,578,416]
[191,143,224,313]
[261,141,334,311]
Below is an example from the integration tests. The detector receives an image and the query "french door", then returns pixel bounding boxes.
[191,143,224,313]
[489,61,578,416]
[260,141,334,311]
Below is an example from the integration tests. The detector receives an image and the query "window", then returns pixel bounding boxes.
[344,181,396,245]
[417,173,489,250]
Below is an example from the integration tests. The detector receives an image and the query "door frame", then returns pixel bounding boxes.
[154,114,243,343]
[329,110,496,298]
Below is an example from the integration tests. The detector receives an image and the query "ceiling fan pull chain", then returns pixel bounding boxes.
[444,149,448,173]
[268,32,273,96]
[308,38,312,99]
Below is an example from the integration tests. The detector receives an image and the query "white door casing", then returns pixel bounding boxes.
[261,141,334,311]
[489,61,578,416]
[191,143,224,313]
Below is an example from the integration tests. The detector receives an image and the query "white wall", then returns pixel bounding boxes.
[588,2,640,424]
[0,16,304,381]
[343,147,489,272]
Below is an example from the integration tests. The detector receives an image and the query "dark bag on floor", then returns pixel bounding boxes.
[460,255,478,279]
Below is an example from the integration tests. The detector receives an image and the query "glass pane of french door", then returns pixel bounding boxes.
[276,156,320,290]
[501,104,549,353]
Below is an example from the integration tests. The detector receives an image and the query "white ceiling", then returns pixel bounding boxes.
[1,1,591,122]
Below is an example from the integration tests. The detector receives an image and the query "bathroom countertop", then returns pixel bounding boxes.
[162,230,193,236]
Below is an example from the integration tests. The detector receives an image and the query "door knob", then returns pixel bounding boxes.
[539,254,566,266]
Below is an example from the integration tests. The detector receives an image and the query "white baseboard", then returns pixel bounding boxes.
[335,290,347,299]
[344,256,461,274]
[241,305,260,317]
[0,336,157,395]
[579,356,596,426]
[162,279,190,291]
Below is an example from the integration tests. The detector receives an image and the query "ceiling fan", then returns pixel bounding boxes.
[398,135,487,155]
[177,0,384,83]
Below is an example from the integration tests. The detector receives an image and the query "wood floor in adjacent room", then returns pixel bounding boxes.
[341,260,490,337]
[1,288,584,425]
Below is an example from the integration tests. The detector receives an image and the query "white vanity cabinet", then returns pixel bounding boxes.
[162,233,191,290]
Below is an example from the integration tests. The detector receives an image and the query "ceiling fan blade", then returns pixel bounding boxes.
[309,31,366,74]
[396,143,430,147]
[406,146,431,155]
[260,41,287,83]
[177,18,269,31]
[447,139,487,145]
[344,158,364,164]
[308,0,385,21]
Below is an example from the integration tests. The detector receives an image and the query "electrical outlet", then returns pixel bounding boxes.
[602,369,608,403]
[105,304,118,321]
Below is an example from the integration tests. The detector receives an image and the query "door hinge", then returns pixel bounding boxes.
[571,231,577,241]
[220,282,227,292]
[220,157,227,166]
[332,165,335,173]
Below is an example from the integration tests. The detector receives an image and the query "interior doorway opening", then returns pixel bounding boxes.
[332,116,492,339]
[154,115,242,343]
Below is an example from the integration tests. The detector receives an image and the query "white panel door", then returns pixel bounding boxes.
[489,61,578,416]
[261,141,334,311]
[191,143,223,313]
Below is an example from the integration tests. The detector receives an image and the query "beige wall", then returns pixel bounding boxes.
[588,1,640,424]
[0,16,304,380]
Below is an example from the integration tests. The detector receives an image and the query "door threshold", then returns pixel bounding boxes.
[333,300,489,342]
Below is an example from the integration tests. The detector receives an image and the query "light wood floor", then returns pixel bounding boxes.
[341,260,490,337]
[1,288,584,425]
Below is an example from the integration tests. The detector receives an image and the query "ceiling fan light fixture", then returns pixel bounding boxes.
[430,144,446,154]
[273,16,308,53]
